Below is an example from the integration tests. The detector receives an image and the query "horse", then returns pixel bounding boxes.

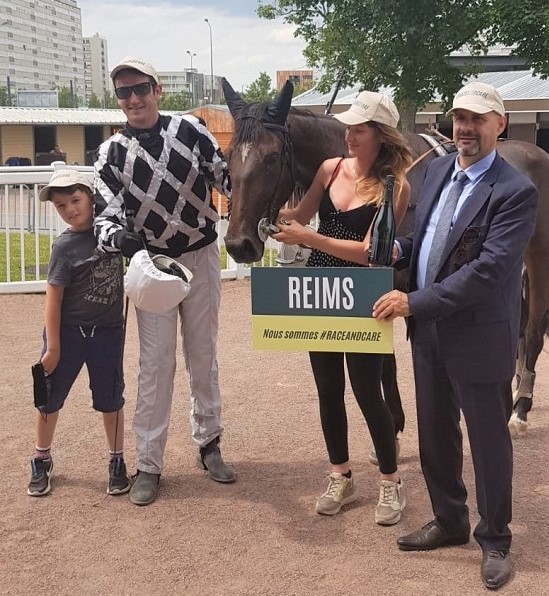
[221,78,549,437]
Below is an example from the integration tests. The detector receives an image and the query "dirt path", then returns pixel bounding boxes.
[1,280,548,596]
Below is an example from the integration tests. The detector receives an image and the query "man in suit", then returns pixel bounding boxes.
[372,81,537,590]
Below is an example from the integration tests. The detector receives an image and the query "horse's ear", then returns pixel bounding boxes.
[222,78,247,119]
[267,80,294,126]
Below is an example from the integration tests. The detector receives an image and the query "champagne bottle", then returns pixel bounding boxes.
[368,174,396,266]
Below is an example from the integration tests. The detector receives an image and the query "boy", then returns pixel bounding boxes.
[28,169,130,497]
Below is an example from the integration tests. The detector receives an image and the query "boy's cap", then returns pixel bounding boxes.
[446,81,505,116]
[333,91,400,128]
[110,56,160,84]
[39,170,93,202]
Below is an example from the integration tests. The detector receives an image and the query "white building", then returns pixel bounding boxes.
[83,32,110,103]
[0,0,85,105]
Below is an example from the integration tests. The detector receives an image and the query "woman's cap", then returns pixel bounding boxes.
[446,82,505,116]
[110,56,160,84]
[39,170,93,202]
[333,91,400,128]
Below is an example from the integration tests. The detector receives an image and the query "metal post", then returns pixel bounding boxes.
[186,50,196,107]
[204,18,213,103]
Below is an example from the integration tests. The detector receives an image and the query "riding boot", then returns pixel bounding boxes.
[197,437,236,483]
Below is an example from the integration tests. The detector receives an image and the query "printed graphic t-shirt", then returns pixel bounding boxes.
[47,228,123,326]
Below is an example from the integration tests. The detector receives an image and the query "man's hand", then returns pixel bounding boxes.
[114,229,143,258]
[373,290,410,321]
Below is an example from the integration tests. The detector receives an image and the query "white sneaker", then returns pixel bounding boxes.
[375,479,406,525]
[315,472,358,516]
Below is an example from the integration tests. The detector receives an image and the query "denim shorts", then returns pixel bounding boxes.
[39,324,125,414]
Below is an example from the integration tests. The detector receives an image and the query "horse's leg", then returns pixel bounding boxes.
[509,268,549,438]
[381,353,405,434]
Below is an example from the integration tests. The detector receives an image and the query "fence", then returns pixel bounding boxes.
[0,162,285,294]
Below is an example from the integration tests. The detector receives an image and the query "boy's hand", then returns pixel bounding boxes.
[41,348,60,375]
[114,229,143,258]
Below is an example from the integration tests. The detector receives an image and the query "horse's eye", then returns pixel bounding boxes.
[264,153,279,168]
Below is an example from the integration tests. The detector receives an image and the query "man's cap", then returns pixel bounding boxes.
[446,81,505,116]
[110,56,160,84]
[39,169,93,202]
[333,91,400,128]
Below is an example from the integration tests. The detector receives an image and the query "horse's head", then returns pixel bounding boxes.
[222,78,295,263]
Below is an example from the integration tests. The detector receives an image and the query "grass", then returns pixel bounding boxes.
[0,231,52,283]
[0,234,280,284]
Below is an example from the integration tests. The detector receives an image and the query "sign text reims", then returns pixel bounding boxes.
[288,276,354,309]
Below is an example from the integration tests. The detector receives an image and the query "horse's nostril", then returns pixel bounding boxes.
[225,236,263,264]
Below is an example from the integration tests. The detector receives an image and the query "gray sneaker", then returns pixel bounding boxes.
[107,457,131,495]
[315,472,358,515]
[27,458,54,497]
[375,479,406,525]
[369,438,401,467]
[129,470,160,506]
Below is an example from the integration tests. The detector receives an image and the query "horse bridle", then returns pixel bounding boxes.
[234,115,296,226]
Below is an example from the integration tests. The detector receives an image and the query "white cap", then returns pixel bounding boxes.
[446,81,505,116]
[333,91,400,128]
[39,169,93,202]
[124,250,193,314]
[110,56,160,84]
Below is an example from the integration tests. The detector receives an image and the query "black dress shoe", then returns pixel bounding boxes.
[481,550,511,590]
[397,520,470,551]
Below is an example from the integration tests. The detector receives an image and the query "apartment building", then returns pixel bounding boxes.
[83,32,110,103]
[0,0,85,105]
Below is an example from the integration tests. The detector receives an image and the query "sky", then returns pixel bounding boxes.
[78,0,310,92]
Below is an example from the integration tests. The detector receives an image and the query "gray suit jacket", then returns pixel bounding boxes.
[397,152,537,383]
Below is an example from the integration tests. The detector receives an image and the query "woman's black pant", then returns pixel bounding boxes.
[309,351,397,475]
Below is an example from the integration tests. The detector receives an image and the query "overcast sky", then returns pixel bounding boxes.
[78,0,310,92]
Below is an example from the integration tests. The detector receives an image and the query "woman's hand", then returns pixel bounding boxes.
[272,219,316,246]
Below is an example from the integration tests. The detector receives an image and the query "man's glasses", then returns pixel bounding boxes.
[114,82,156,100]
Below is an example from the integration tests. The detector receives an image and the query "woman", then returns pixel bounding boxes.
[272,91,412,524]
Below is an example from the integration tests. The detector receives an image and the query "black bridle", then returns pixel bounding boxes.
[229,115,295,225]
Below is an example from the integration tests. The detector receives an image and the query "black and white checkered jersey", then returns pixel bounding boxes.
[94,114,231,257]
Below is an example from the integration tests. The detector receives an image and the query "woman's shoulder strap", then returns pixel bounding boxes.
[326,156,346,189]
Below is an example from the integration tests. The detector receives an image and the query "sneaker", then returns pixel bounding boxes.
[107,457,131,495]
[315,472,358,515]
[27,457,54,497]
[369,438,401,467]
[375,479,406,525]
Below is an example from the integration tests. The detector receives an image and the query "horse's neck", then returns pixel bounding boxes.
[288,111,347,189]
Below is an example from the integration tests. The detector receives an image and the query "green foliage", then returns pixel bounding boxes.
[159,91,192,111]
[57,86,78,108]
[242,72,277,103]
[0,86,14,106]
[102,90,119,109]
[258,0,493,128]
[88,92,101,108]
[0,232,51,283]
[492,0,549,77]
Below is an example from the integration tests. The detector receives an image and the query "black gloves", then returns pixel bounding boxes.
[114,228,144,258]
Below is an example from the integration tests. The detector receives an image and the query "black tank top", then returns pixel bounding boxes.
[307,158,377,268]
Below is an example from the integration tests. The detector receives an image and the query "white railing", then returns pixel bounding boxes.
[0,162,286,294]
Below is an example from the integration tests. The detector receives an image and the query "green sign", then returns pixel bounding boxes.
[251,267,393,353]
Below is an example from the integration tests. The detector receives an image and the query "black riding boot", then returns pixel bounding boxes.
[197,437,236,483]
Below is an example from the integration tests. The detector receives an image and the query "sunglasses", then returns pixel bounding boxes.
[114,81,156,100]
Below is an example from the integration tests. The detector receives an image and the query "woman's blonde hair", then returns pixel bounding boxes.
[355,122,413,206]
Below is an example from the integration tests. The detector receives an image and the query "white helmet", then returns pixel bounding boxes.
[124,250,193,313]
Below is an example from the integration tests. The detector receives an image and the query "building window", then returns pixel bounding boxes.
[52,20,56,26]
[8,56,14,63]
[34,72,39,78]
[7,32,13,38]
[8,44,13,50]
[31,13,35,20]
[6,6,11,13]
[31,26,36,32]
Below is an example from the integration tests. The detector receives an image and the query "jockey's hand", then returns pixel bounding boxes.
[373,290,410,321]
[272,219,315,246]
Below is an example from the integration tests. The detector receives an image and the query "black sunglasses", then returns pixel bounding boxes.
[114,81,156,100]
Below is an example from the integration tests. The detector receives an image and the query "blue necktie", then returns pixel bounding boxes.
[425,170,468,286]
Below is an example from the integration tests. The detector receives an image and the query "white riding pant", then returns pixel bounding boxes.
[133,241,223,474]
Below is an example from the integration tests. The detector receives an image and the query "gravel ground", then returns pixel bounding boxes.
[1,279,548,596]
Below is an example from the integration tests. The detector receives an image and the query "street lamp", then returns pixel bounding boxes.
[186,50,196,106]
[204,18,214,103]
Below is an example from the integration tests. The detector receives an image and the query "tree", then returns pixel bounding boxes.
[492,0,549,76]
[101,90,119,109]
[258,0,494,130]
[0,86,13,106]
[57,86,79,108]
[242,72,277,103]
[159,91,192,111]
[88,92,101,108]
